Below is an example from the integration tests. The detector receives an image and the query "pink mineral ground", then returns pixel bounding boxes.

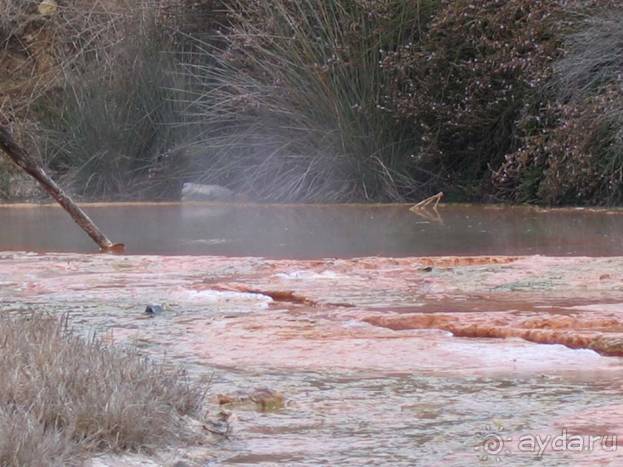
[5,253,623,368]
[3,252,623,464]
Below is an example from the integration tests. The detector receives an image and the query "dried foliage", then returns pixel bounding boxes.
[0,314,207,466]
[1,1,137,114]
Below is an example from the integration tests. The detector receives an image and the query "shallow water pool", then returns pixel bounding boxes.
[1,202,623,257]
[3,203,623,465]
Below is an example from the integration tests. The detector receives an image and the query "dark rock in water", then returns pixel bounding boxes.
[181,183,236,202]
[145,304,164,315]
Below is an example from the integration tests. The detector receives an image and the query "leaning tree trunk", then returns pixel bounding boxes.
[0,126,124,253]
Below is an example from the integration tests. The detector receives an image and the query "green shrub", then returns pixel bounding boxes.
[554,9,623,101]
[8,0,623,205]
[0,1,216,200]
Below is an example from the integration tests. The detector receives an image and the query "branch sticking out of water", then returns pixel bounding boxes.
[410,192,444,210]
[0,125,124,253]
[409,192,444,224]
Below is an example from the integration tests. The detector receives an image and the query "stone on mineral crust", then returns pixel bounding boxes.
[144,304,164,315]
[217,388,285,412]
[38,0,58,16]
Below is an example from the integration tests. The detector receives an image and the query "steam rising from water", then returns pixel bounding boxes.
[1,203,623,257]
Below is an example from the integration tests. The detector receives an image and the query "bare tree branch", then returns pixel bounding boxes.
[0,125,124,253]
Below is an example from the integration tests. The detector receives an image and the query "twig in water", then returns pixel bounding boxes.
[410,192,444,210]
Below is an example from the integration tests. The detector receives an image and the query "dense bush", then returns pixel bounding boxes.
[493,5,623,205]
[0,0,219,200]
[381,0,562,199]
[42,25,192,199]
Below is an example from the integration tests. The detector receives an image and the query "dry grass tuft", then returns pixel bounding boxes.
[0,407,75,467]
[0,314,208,467]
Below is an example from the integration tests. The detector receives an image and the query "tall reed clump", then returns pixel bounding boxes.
[38,2,198,199]
[493,4,623,205]
[42,40,192,199]
[0,0,212,200]
[183,0,439,202]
